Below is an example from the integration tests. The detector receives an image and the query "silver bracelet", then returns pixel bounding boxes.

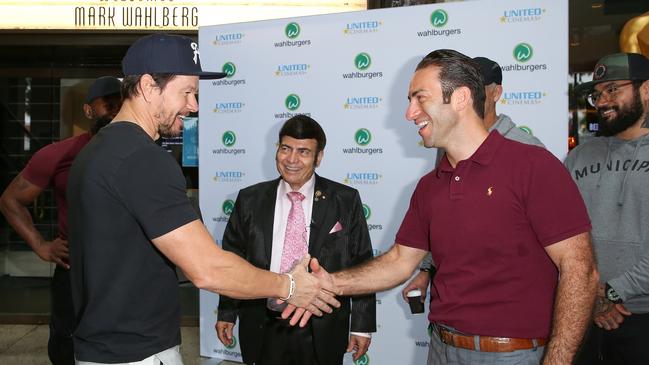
[279,273,296,301]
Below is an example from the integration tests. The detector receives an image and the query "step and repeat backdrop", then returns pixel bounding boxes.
[198,0,567,363]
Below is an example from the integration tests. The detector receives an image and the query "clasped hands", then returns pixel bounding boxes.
[593,283,631,330]
[276,255,338,327]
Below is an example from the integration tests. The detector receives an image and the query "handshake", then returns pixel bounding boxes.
[275,255,340,327]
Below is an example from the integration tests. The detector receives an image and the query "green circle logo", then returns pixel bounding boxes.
[430,9,448,28]
[285,22,300,39]
[354,353,370,365]
[222,200,235,216]
[355,128,372,146]
[518,125,533,135]
[222,131,236,147]
[222,62,236,78]
[285,94,301,111]
[224,335,237,349]
[513,43,533,63]
[362,204,371,220]
[354,52,372,71]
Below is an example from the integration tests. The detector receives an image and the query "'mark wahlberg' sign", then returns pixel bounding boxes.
[0,0,365,30]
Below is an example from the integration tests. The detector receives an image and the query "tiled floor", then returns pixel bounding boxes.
[0,324,238,365]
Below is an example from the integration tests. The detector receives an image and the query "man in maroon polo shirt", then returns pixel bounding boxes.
[287,49,599,365]
[0,76,122,365]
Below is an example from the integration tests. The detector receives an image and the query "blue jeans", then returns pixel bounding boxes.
[428,325,545,365]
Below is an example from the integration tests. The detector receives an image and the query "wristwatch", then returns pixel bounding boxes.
[605,282,623,304]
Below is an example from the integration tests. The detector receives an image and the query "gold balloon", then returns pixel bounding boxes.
[620,11,649,56]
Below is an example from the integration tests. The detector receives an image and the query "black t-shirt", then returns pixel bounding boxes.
[68,122,198,362]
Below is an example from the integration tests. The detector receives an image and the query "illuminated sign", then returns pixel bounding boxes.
[0,0,366,30]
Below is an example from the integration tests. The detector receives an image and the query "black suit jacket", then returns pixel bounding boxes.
[217,175,376,365]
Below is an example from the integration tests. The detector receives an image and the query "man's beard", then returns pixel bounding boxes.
[158,122,181,138]
[597,88,644,136]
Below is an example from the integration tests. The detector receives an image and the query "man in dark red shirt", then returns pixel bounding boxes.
[0,76,121,365]
[289,50,599,365]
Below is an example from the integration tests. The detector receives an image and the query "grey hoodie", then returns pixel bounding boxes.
[564,134,649,313]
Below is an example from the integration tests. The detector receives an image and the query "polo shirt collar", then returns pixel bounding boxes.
[436,130,503,176]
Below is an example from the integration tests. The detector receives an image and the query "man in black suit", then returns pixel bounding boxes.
[215,115,376,365]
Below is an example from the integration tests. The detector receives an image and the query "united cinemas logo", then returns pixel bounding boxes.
[275,63,310,77]
[213,171,245,183]
[343,172,382,185]
[344,20,382,35]
[500,91,546,105]
[213,101,245,113]
[500,8,545,23]
[344,96,382,110]
[212,32,245,46]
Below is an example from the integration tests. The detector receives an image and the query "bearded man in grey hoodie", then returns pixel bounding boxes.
[402,56,545,301]
[568,52,649,365]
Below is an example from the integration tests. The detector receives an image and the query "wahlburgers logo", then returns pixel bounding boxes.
[513,43,533,63]
[501,43,547,73]
[362,204,371,220]
[285,94,301,111]
[222,131,236,147]
[212,131,245,156]
[222,200,235,216]
[224,335,238,349]
[222,62,236,78]
[355,52,372,71]
[430,9,448,27]
[354,354,370,365]
[285,22,300,39]
[355,128,372,146]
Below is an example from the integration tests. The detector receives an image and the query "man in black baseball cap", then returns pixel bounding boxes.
[68,33,339,365]
[567,52,649,365]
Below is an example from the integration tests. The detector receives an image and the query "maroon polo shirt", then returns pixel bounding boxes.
[22,133,92,240]
[396,131,590,338]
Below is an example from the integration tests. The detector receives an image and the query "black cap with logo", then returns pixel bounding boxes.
[575,52,649,95]
[122,33,226,80]
[473,57,502,86]
[85,76,122,104]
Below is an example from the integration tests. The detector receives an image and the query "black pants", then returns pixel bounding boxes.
[575,312,649,365]
[47,265,75,365]
[254,312,321,365]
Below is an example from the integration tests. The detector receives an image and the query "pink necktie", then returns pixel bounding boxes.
[280,191,307,273]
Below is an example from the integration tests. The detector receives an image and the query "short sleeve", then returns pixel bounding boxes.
[525,150,591,246]
[114,146,198,240]
[395,179,430,250]
[22,145,58,188]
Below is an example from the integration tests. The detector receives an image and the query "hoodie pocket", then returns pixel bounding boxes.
[592,236,644,282]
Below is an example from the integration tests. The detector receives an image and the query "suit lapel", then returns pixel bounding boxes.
[309,175,336,258]
[261,179,280,264]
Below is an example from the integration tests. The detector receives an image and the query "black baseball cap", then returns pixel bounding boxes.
[473,57,502,86]
[122,33,226,80]
[575,53,649,95]
[85,76,121,104]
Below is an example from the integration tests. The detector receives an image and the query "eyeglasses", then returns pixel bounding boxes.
[586,81,634,107]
